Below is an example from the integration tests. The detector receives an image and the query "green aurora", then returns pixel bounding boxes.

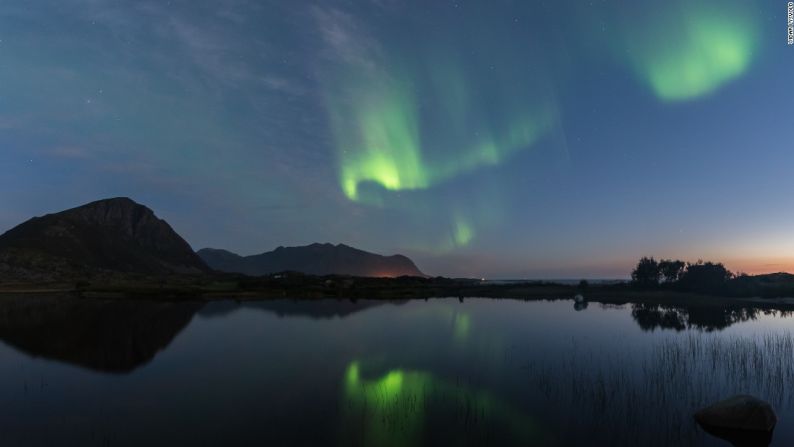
[329,76,553,204]
[340,360,551,446]
[326,0,762,211]
[319,0,762,254]
[321,3,560,214]
[623,1,759,101]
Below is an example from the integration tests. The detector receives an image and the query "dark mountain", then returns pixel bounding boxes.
[0,197,209,279]
[196,248,245,273]
[198,243,426,277]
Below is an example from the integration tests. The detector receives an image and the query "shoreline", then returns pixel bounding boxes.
[2,278,794,310]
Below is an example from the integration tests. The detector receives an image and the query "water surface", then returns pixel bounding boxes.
[1,296,793,446]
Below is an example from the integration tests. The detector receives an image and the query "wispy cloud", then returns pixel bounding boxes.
[48,146,92,159]
[311,5,382,72]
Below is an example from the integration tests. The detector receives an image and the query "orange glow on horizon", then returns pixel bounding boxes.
[719,257,794,276]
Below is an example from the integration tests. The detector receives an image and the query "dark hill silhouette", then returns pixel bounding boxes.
[752,272,794,283]
[198,243,426,277]
[0,197,209,279]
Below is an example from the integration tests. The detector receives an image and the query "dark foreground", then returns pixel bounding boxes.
[1,295,793,446]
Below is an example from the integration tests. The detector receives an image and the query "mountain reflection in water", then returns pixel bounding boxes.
[0,295,200,372]
[1,297,793,446]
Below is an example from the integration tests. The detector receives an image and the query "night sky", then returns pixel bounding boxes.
[1,0,791,278]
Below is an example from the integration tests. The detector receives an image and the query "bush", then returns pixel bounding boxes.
[631,257,660,288]
[677,261,733,294]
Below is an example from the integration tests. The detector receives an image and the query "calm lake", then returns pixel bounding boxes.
[1,296,793,446]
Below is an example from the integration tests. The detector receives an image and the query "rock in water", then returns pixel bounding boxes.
[695,395,777,431]
[695,395,776,447]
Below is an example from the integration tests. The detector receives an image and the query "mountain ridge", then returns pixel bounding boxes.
[198,243,426,277]
[0,197,209,279]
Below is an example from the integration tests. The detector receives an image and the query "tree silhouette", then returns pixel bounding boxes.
[630,256,794,297]
[678,261,733,293]
[658,259,685,283]
[631,257,660,287]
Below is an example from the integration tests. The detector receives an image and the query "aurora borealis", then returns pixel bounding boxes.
[341,360,547,446]
[1,0,791,278]
[619,2,760,101]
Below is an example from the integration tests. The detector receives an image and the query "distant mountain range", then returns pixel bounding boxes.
[198,243,426,277]
[0,198,425,280]
[0,197,209,279]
